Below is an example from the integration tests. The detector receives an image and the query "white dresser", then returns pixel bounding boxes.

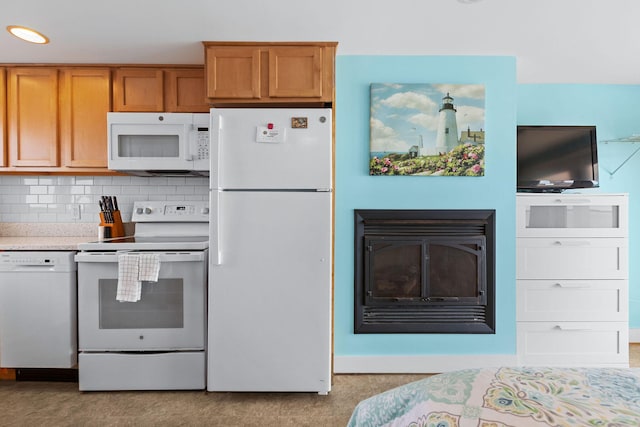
[516,193,629,367]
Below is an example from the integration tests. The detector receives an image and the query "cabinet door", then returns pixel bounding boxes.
[113,68,164,112]
[204,46,261,99]
[164,68,209,112]
[0,68,6,167]
[268,46,323,98]
[8,67,59,167]
[59,68,112,168]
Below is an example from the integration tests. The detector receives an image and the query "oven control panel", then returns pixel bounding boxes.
[132,201,210,223]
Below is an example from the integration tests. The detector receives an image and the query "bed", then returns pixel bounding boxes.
[347,367,640,427]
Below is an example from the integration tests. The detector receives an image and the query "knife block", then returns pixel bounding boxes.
[99,210,125,238]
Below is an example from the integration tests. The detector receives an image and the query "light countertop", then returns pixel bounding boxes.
[0,236,98,251]
[0,223,98,251]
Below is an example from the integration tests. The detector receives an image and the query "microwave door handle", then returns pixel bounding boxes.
[184,126,195,162]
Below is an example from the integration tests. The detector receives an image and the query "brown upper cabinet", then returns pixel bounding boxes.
[8,67,59,167]
[5,67,113,172]
[59,68,112,168]
[0,65,208,174]
[114,67,208,112]
[164,68,209,112]
[203,42,337,105]
[113,68,164,112]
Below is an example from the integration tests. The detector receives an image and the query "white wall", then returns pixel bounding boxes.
[2,0,640,84]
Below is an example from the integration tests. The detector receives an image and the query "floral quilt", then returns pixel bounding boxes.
[347,367,640,427]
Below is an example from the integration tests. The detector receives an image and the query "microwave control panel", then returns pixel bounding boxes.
[196,128,209,160]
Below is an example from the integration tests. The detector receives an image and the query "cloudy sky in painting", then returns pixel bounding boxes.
[370,83,485,154]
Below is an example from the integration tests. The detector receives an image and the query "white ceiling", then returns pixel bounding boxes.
[2,0,638,84]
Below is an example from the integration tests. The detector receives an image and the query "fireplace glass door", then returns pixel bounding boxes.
[364,236,486,306]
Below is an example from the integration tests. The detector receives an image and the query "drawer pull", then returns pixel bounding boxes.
[554,283,592,289]
[554,325,593,331]
[552,240,591,246]
[552,198,592,204]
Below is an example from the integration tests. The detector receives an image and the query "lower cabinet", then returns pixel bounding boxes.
[516,193,629,367]
[0,368,16,380]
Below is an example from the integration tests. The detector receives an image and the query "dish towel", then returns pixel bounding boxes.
[138,253,161,282]
[116,253,162,302]
[116,252,141,302]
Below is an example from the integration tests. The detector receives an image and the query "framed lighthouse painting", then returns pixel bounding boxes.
[369,83,485,176]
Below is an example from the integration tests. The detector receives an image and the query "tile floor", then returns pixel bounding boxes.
[1,344,638,426]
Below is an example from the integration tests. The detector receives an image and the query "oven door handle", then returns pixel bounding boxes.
[75,251,206,263]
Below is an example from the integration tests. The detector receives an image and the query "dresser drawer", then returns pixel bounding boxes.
[516,194,628,238]
[517,322,628,367]
[516,238,627,279]
[517,280,627,321]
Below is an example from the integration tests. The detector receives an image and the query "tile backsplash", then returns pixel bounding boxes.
[0,175,209,223]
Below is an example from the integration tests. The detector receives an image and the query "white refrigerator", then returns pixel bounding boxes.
[208,108,332,394]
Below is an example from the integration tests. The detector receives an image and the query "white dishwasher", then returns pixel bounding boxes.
[0,251,77,368]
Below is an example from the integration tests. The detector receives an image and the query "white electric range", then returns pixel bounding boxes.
[75,201,209,391]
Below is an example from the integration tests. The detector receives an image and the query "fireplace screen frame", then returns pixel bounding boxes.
[354,209,496,334]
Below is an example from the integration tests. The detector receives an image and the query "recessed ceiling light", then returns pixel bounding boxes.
[6,25,49,44]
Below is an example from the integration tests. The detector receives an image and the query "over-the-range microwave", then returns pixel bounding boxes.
[108,112,210,176]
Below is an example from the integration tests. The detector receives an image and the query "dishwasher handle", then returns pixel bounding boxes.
[75,251,206,263]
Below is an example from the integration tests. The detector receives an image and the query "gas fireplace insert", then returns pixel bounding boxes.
[354,209,496,334]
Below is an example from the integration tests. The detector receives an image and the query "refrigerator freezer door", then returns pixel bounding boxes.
[208,191,331,393]
[210,108,332,190]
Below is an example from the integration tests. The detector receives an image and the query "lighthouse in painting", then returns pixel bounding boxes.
[434,93,459,154]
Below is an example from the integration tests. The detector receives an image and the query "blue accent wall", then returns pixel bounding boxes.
[335,56,517,357]
[517,84,640,328]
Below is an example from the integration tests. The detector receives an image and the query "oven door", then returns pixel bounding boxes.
[76,251,206,351]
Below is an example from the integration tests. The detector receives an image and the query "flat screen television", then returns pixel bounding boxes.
[517,125,599,192]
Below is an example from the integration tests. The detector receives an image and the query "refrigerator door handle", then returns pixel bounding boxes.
[209,112,222,265]
[210,113,222,190]
[210,190,221,265]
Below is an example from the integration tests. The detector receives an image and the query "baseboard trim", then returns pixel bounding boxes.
[334,354,518,374]
[630,328,640,343]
